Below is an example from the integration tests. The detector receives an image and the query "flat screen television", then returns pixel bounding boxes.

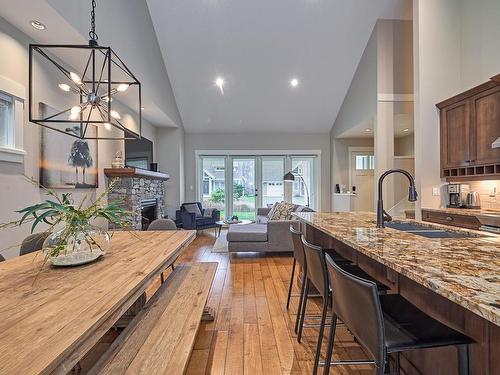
[125,136,154,170]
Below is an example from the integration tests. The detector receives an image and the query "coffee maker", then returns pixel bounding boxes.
[447,184,469,208]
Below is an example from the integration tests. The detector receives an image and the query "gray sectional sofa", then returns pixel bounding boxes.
[227,206,314,253]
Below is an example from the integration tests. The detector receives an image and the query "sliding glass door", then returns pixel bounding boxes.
[198,153,318,220]
[232,157,256,221]
[200,156,226,219]
[261,157,285,208]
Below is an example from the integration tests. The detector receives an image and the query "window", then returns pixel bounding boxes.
[0,92,14,148]
[262,157,284,207]
[198,153,319,216]
[291,157,315,207]
[355,155,375,170]
[0,77,26,163]
[200,157,226,219]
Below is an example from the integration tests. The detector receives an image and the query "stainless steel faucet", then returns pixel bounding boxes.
[377,169,418,228]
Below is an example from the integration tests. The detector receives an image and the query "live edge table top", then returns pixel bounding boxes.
[0,230,195,375]
[294,212,500,327]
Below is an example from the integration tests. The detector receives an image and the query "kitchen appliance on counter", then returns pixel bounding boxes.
[465,191,481,209]
[447,184,469,208]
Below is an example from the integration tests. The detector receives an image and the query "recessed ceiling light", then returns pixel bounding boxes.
[141,107,145,110]
[290,78,299,87]
[30,20,46,31]
[403,128,409,132]
[365,128,372,132]
[215,77,225,93]
[104,122,112,131]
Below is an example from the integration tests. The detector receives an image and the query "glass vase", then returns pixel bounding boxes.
[43,224,110,266]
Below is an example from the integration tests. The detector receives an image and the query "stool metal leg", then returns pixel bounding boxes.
[313,294,329,375]
[294,269,307,334]
[457,344,471,375]
[286,258,297,310]
[297,278,310,343]
[323,315,338,375]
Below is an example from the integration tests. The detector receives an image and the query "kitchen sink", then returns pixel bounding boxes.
[384,221,478,239]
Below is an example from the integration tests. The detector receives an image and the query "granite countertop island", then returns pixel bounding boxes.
[294,211,500,327]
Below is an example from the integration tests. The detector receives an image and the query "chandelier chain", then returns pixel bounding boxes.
[89,0,98,41]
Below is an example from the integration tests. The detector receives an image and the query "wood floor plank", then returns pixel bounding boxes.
[252,263,284,375]
[243,323,263,375]
[224,263,244,375]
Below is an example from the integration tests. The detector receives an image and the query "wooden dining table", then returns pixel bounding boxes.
[0,230,195,375]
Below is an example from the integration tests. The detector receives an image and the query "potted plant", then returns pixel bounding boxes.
[1,178,130,267]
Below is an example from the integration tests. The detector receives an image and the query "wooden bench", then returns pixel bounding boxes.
[89,262,218,375]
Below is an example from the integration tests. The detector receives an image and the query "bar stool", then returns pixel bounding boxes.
[299,237,390,375]
[288,226,350,335]
[323,254,474,375]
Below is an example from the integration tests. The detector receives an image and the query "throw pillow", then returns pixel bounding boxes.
[184,203,202,217]
[267,202,278,219]
[268,201,296,221]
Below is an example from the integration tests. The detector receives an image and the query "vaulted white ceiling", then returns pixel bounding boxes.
[0,0,411,133]
[147,0,411,133]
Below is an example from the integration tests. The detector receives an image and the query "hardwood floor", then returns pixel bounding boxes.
[152,231,372,375]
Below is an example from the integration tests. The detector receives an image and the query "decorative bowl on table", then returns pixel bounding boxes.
[43,225,110,267]
[224,219,242,225]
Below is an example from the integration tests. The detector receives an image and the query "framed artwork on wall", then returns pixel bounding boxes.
[39,103,98,189]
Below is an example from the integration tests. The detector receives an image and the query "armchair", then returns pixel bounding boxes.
[175,202,221,230]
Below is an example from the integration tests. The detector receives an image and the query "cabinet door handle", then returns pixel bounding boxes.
[446,216,454,221]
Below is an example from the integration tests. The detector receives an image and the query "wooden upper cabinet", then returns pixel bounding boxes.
[471,87,500,165]
[437,79,500,180]
[440,99,471,169]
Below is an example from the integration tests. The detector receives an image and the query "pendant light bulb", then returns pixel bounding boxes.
[104,122,112,130]
[70,72,82,85]
[116,84,129,92]
[58,83,71,92]
[110,110,121,120]
[69,112,79,120]
[70,106,82,115]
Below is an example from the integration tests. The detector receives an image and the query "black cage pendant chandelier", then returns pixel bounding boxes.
[29,0,141,140]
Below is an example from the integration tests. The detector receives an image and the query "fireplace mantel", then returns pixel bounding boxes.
[104,167,170,181]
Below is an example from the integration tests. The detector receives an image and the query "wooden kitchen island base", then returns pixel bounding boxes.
[298,214,500,375]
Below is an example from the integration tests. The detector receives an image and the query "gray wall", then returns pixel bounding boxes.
[331,138,374,195]
[184,132,331,211]
[156,127,185,218]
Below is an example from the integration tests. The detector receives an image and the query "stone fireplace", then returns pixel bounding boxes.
[105,168,170,231]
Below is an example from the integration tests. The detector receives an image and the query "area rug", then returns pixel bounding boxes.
[212,232,228,253]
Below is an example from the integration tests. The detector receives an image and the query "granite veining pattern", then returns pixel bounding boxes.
[294,212,500,326]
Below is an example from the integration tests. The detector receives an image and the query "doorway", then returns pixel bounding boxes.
[231,157,257,221]
[349,147,375,212]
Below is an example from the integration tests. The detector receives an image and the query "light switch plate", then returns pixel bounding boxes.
[432,187,440,196]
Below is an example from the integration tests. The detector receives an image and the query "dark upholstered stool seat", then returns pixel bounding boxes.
[381,294,474,353]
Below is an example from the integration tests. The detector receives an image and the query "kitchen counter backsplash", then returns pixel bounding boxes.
[466,180,500,210]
